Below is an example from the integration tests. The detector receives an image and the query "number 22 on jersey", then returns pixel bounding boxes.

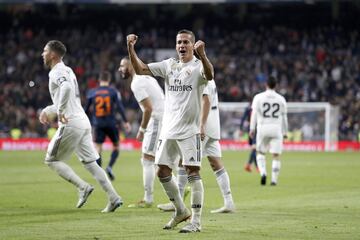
[262,102,280,118]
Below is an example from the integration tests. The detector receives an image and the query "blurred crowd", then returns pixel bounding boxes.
[0,5,359,141]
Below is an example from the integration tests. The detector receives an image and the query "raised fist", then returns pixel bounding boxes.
[127,34,138,47]
[194,40,206,58]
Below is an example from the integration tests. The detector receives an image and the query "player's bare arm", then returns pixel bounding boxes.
[200,94,210,141]
[194,40,214,80]
[127,34,153,76]
[137,98,153,142]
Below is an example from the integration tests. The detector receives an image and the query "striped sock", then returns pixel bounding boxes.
[188,175,203,225]
[159,175,186,212]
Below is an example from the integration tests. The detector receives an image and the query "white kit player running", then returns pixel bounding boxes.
[157,80,235,213]
[39,40,122,212]
[249,76,288,186]
[119,57,164,208]
[127,29,214,233]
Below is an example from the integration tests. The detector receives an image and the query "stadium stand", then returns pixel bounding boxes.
[0,3,359,141]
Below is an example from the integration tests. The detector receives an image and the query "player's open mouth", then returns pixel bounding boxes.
[179,50,186,54]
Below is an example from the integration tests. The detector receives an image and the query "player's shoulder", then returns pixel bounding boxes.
[133,75,156,87]
[253,91,264,99]
[165,58,177,67]
[50,62,71,79]
[275,91,287,102]
[86,88,98,98]
[168,57,178,63]
[156,57,177,67]
[134,74,152,82]
[207,79,216,87]
[131,75,144,88]
[108,86,120,96]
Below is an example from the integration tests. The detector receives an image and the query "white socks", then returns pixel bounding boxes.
[256,153,267,176]
[141,158,155,203]
[46,161,87,189]
[271,159,281,184]
[255,154,282,184]
[159,175,186,212]
[188,175,204,225]
[177,167,188,198]
[214,167,234,207]
[84,161,120,203]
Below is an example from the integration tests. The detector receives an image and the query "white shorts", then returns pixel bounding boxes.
[142,118,162,156]
[45,125,100,163]
[256,126,283,154]
[155,134,202,169]
[202,136,222,158]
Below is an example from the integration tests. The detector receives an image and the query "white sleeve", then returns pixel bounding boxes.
[56,76,71,114]
[249,96,258,131]
[148,60,168,79]
[199,66,209,85]
[282,98,288,135]
[202,83,210,96]
[133,87,149,103]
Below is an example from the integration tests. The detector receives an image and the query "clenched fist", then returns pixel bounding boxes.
[194,40,206,58]
[127,34,138,47]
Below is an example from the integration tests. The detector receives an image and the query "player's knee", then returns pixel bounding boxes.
[273,153,280,159]
[112,143,119,151]
[257,151,265,156]
[157,165,172,178]
[95,143,102,153]
[45,161,57,170]
[184,166,200,176]
[207,156,223,171]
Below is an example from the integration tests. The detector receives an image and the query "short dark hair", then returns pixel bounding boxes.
[46,40,67,57]
[267,76,277,89]
[99,71,111,82]
[177,29,195,43]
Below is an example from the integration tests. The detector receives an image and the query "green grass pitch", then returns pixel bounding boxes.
[0,150,359,240]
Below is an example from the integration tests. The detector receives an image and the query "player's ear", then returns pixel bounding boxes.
[49,50,56,59]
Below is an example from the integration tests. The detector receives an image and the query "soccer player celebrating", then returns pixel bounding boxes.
[118,57,164,208]
[39,40,122,212]
[84,71,131,181]
[249,76,288,186]
[158,80,235,213]
[127,29,214,233]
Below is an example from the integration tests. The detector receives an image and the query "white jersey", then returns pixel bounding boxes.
[148,57,208,139]
[250,89,288,135]
[203,80,220,140]
[131,75,164,120]
[44,61,90,129]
